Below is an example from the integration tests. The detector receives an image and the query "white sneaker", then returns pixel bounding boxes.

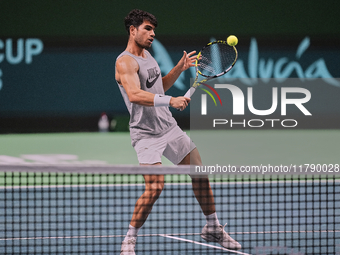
[201,223,241,250]
[120,238,136,255]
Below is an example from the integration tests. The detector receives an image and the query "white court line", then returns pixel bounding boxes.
[159,234,251,255]
[229,230,340,234]
[1,229,339,241]
[1,179,339,189]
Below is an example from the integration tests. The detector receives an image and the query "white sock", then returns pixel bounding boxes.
[205,212,220,227]
[124,224,140,241]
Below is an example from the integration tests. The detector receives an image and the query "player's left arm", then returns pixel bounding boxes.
[162,51,197,92]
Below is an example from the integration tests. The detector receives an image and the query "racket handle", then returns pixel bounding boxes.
[183,87,196,98]
[178,87,197,111]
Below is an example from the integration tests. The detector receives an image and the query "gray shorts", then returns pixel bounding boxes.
[134,126,196,165]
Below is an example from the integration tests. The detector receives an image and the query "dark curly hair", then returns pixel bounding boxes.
[124,9,158,35]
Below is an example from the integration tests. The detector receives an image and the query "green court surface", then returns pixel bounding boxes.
[0,132,139,166]
[0,132,175,185]
[0,130,339,186]
[191,129,340,166]
[0,130,338,166]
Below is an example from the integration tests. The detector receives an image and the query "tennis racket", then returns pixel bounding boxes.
[183,40,238,99]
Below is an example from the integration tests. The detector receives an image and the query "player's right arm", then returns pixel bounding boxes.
[116,55,155,106]
[116,55,189,110]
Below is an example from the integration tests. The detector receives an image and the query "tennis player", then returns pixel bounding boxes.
[115,9,241,254]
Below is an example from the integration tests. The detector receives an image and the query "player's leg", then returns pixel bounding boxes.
[130,172,165,228]
[121,136,167,255]
[162,127,216,215]
[121,167,165,255]
[127,137,166,229]
[178,148,216,216]
[179,148,241,250]
[162,126,241,250]
[166,131,218,224]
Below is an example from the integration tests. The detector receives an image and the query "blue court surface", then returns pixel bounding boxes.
[1,179,339,255]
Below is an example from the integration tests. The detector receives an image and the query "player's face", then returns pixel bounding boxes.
[132,21,155,49]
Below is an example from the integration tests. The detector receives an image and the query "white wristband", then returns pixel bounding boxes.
[154,94,171,107]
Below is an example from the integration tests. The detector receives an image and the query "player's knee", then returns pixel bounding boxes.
[146,182,164,200]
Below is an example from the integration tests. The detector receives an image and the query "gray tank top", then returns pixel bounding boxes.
[116,50,177,146]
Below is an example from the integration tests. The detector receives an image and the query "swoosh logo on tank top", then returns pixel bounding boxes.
[146,72,161,88]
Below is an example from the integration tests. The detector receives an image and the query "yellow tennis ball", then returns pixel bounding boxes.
[227,35,238,46]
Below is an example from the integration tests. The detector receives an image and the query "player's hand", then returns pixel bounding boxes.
[170,96,191,111]
[178,51,198,71]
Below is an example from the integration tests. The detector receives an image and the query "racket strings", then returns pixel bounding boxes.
[198,43,236,77]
